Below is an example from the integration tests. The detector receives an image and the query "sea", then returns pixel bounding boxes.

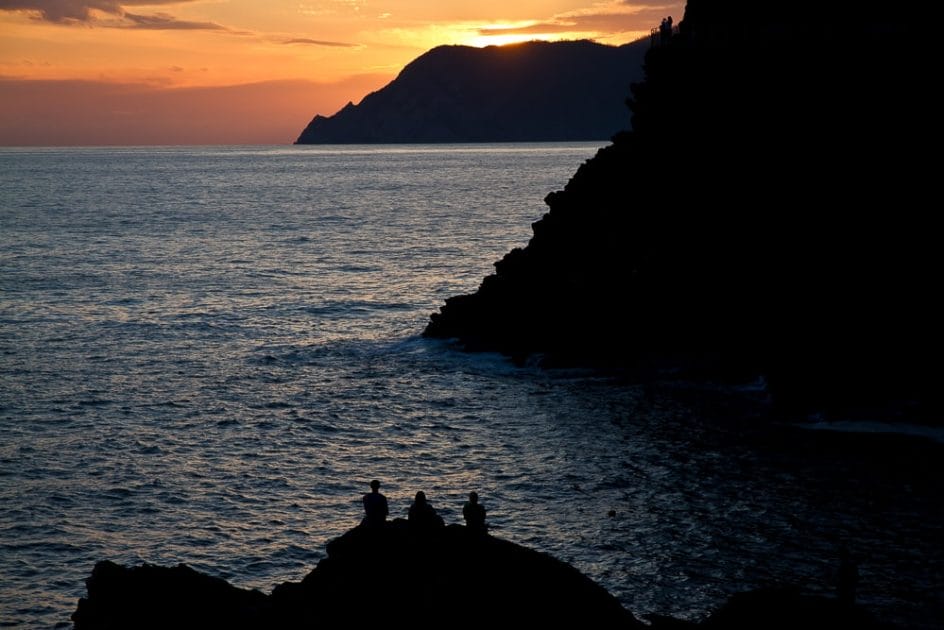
[1,144,941,628]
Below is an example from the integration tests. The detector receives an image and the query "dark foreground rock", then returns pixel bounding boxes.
[72,521,640,629]
[72,521,893,629]
[71,561,268,629]
[423,0,940,419]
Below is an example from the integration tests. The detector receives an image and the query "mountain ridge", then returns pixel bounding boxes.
[295,39,648,144]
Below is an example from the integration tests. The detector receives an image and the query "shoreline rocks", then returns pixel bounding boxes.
[72,521,640,629]
[71,520,892,629]
[423,0,940,419]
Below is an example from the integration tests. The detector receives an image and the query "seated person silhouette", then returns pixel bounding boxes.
[408,491,444,529]
[362,479,388,527]
[462,491,487,534]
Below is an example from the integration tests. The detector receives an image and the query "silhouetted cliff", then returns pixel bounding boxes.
[424,0,939,418]
[72,522,640,629]
[72,522,889,629]
[295,40,647,143]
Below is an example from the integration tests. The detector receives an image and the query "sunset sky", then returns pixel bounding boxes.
[0,1,684,144]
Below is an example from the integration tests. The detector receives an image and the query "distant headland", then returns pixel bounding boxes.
[294,39,648,144]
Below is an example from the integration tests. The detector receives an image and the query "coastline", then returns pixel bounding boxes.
[71,521,893,629]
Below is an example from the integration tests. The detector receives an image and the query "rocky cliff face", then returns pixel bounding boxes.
[72,522,640,629]
[295,39,648,143]
[71,522,889,629]
[424,0,939,417]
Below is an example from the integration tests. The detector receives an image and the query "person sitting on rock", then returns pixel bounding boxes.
[462,491,487,534]
[408,491,444,529]
[362,479,388,527]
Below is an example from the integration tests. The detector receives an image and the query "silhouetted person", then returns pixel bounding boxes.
[463,491,487,534]
[838,546,859,607]
[660,17,672,45]
[408,491,444,530]
[362,479,388,527]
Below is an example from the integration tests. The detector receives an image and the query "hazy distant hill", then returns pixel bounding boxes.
[295,40,648,144]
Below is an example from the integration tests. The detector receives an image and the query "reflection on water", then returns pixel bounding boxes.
[0,145,941,628]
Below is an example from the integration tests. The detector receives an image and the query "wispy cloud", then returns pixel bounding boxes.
[618,0,678,6]
[0,0,237,31]
[0,0,185,23]
[478,1,678,38]
[0,74,392,145]
[296,0,365,18]
[123,12,225,31]
[284,38,359,47]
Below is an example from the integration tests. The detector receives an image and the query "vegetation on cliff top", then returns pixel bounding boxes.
[425,0,938,418]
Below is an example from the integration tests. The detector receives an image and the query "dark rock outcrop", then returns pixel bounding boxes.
[72,521,641,629]
[424,0,939,418]
[70,561,268,629]
[295,39,647,143]
[72,519,886,630]
[72,523,892,629]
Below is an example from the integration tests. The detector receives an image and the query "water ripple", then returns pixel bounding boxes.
[1,145,941,629]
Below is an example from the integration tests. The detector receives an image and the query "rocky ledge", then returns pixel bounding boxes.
[72,520,636,629]
[72,520,889,629]
[422,0,939,419]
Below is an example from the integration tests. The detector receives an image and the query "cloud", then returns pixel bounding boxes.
[478,14,649,36]
[0,74,393,145]
[0,0,237,31]
[478,2,680,37]
[123,11,225,30]
[284,38,359,47]
[0,0,185,23]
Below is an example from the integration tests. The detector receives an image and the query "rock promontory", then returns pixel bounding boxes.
[71,521,640,629]
[295,39,647,143]
[71,521,891,629]
[424,0,939,418]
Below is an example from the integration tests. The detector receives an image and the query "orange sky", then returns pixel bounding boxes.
[0,1,684,144]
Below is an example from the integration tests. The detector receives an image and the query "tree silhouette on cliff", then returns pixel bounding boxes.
[425,0,938,417]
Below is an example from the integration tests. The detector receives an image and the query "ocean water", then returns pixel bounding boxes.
[1,145,941,628]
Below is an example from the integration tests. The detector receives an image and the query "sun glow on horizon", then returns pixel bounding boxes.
[463,31,574,48]
[0,0,685,144]
[456,20,557,47]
